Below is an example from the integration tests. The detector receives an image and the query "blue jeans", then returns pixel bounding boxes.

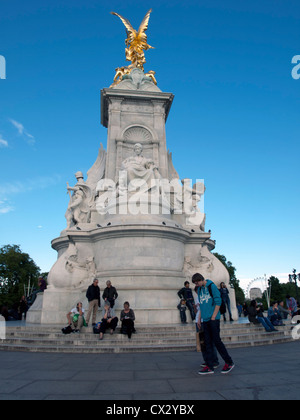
[196,324,219,366]
[222,296,232,318]
[179,309,187,323]
[186,300,195,321]
[203,320,233,370]
[203,343,219,366]
[257,316,276,332]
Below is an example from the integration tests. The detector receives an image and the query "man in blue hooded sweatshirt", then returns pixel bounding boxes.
[192,273,235,375]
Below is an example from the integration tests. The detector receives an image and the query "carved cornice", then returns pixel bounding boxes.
[52,224,211,251]
[101,88,174,128]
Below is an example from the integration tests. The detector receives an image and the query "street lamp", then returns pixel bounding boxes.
[288,269,300,303]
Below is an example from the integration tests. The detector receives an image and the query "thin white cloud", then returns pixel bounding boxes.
[0,199,14,214]
[271,273,290,282]
[9,118,36,145]
[0,174,62,196]
[9,119,24,135]
[0,205,14,214]
[0,175,62,216]
[0,175,62,215]
[0,135,8,148]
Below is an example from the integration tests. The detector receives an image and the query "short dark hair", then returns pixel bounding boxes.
[192,273,205,284]
[184,281,190,286]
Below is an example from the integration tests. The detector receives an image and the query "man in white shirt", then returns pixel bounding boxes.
[67,302,85,333]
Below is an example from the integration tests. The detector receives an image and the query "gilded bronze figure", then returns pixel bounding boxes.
[110,9,156,87]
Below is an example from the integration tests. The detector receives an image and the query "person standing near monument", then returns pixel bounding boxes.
[102,280,118,309]
[192,273,235,375]
[177,281,196,322]
[219,282,234,322]
[86,278,101,326]
[177,299,187,324]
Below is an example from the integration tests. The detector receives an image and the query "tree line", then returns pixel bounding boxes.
[0,244,44,308]
[1,244,297,312]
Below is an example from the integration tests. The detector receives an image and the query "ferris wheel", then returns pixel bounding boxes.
[246,275,271,307]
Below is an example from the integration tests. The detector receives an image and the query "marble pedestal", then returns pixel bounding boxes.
[31,218,238,325]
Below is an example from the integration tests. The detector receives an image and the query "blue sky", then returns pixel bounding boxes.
[0,0,299,292]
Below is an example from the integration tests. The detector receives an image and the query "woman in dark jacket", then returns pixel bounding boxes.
[120,301,136,339]
[219,282,233,322]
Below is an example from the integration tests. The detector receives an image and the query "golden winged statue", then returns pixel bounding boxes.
[110,9,157,87]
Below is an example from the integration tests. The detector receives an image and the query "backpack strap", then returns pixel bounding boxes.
[208,283,214,305]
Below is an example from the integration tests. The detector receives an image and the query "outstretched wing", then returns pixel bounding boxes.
[111,12,137,44]
[138,8,152,35]
[86,143,107,193]
[137,9,154,49]
[167,150,179,181]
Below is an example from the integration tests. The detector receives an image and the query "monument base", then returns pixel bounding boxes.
[36,223,238,325]
[26,293,44,324]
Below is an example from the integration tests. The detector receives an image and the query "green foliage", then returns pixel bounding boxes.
[213,252,245,304]
[263,276,300,306]
[0,244,41,307]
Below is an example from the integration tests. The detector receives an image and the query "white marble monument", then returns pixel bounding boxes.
[27,10,238,325]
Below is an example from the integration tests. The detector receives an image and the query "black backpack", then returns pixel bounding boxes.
[62,325,73,335]
[206,283,226,315]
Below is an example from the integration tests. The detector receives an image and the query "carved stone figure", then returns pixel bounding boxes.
[48,242,97,290]
[184,180,206,227]
[184,250,214,282]
[172,179,206,227]
[64,145,106,228]
[65,172,92,228]
[118,143,160,195]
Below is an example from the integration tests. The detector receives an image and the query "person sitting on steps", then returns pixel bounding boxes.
[120,301,136,339]
[99,301,118,340]
[248,300,278,332]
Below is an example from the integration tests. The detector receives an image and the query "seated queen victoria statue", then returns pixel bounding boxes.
[118,143,161,196]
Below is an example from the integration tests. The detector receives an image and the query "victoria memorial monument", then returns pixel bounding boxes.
[27,9,238,325]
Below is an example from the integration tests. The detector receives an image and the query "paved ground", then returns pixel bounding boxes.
[0,341,299,400]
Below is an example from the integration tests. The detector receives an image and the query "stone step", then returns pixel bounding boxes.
[1,333,288,350]
[0,342,198,354]
[8,321,254,331]
[0,334,293,354]
[5,326,261,338]
[4,322,290,337]
[4,327,288,341]
[0,321,295,354]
